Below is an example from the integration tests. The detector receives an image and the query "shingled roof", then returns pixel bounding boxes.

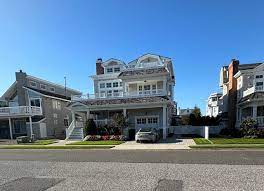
[238,63,262,70]
[238,92,264,104]
[119,67,168,78]
[74,96,169,106]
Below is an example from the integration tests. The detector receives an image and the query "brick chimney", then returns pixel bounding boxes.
[227,59,239,128]
[96,58,104,75]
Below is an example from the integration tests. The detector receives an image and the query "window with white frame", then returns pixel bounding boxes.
[30,81,37,88]
[256,75,263,79]
[64,117,69,126]
[106,83,112,88]
[50,87,55,92]
[53,113,58,118]
[106,68,113,73]
[100,91,106,97]
[30,98,41,107]
[107,90,112,97]
[40,84,46,90]
[114,67,120,72]
[113,90,119,96]
[120,82,123,87]
[100,83,105,88]
[113,82,118,87]
[54,119,58,125]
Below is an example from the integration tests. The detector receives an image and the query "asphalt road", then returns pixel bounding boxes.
[0,149,263,165]
[0,150,263,191]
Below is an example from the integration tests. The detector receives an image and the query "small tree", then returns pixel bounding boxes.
[112,113,128,135]
[84,119,97,136]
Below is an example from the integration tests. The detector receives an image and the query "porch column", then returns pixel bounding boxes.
[162,105,167,139]
[29,116,33,139]
[8,118,13,140]
[252,105,257,119]
[86,109,90,120]
[123,108,127,117]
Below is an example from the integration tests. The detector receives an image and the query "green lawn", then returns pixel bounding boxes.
[192,138,264,149]
[193,138,212,144]
[22,140,55,145]
[0,145,114,149]
[67,140,124,145]
[210,138,264,144]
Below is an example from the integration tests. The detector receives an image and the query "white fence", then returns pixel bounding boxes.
[171,125,224,139]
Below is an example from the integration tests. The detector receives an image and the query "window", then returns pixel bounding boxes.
[113,82,118,87]
[106,83,112,88]
[136,118,146,124]
[30,98,41,107]
[113,90,119,96]
[30,81,37,87]
[100,83,105,88]
[100,91,106,97]
[148,117,158,124]
[138,85,143,91]
[64,118,69,126]
[256,75,263,79]
[114,67,120,72]
[52,100,61,110]
[50,87,55,92]
[107,90,112,97]
[40,84,46,90]
[120,82,123,87]
[54,119,58,125]
[107,68,113,73]
[256,82,263,86]
[53,113,58,118]
[144,85,151,91]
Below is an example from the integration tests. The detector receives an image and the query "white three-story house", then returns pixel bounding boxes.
[67,53,176,140]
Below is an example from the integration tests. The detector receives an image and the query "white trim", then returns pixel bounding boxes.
[1,81,17,99]
[29,81,37,88]
[40,84,46,90]
[27,75,82,94]
[23,86,71,102]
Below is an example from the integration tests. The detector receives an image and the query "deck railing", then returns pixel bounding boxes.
[71,89,167,101]
[0,106,42,117]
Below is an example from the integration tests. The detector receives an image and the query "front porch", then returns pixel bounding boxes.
[66,99,170,140]
[237,105,264,127]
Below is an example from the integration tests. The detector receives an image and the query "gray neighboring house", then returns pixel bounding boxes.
[0,70,81,139]
[67,53,176,140]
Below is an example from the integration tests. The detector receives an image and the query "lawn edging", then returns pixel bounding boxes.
[67,140,124,145]
[190,144,264,149]
[0,145,114,149]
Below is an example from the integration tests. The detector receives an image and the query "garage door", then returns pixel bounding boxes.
[135,116,159,131]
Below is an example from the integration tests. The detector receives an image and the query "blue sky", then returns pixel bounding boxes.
[0,0,264,114]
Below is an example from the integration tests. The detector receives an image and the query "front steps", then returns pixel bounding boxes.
[67,127,84,140]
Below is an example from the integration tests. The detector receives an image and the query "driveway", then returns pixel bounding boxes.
[112,136,195,150]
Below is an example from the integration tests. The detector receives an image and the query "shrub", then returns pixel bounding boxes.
[240,119,264,138]
[84,119,97,136]
[101,135,110,140]
[219,128,241,138]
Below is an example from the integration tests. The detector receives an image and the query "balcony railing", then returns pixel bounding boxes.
[0,106,42,117]
[71,89,167,101]
[243,86,264,97]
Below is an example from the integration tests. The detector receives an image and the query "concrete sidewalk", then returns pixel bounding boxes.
[112,138,196,150]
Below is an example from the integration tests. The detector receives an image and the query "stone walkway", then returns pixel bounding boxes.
[112,138,196,150]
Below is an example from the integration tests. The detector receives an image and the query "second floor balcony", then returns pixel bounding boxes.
[0,106,42,118]
[71,88,167,101]
[243,85,264,97]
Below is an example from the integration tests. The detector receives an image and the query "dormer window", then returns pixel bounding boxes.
[50,87,55,92]
[107,68,113,73]
[114,67,120,72]
[30,81,37,88]
[40,84,46,90]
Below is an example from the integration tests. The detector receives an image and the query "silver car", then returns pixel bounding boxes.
[135,128,159,143]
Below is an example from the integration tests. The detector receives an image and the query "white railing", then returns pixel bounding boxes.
[94,119,113,127]
[0,106,42,117]
[243,86,264,97]
[256,116,264,125]
[71,89,167,101]
[66,120,75,140]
